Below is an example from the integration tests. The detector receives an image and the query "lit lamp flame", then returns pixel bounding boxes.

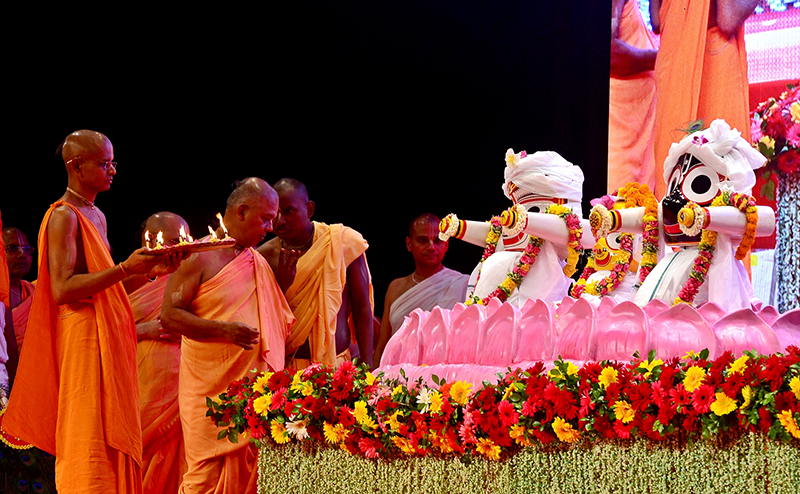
[208,226,219,241]
[216,213,229,238]
[144,230,151,248]
[179,225,194,244]
[156,231,164,249]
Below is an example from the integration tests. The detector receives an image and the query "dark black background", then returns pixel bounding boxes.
[2,2,610,316]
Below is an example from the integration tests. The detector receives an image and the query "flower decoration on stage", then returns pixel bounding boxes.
[617,182,659,283]
[673,190,758,305]
[209,347,800,461]
[544,203,583,277]
[504,148,527,170]
[464,209,543,306]
[751,83,800,185]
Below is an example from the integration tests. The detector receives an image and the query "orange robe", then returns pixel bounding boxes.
[11,279,35,350]
[284,222,370,368]
[653,0,751,198]
[179,248,294,494]
[4,201,142,494]
[129,276,186,494]
[608,0,657,193]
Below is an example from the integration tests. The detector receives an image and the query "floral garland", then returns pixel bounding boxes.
[673,190,758,305]
[617,183,660,283]
[464,210,543,306]
[570,232,634,298]
[208,347,800,462]
[544,204,583,277]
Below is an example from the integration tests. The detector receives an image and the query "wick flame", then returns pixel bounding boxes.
[156,231,164,246]
[144,230,151,243]
[179,225,194,243]
[216,213,228,235]
[208,226,218,239]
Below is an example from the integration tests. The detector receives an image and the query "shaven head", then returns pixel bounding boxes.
[139,211,190,248]
[225,177,279,248]
[59,129,113,167]
[227,177,278,212]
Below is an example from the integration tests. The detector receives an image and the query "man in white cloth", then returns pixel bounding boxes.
[373,213,468,367]
[632,119,770,312]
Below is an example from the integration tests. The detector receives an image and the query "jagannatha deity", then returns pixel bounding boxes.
[591,119,775,313]
[439,149,594,307]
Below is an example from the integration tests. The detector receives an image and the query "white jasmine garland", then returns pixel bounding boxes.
[438,213,460,241]
[590,204,613,240]
[679,203,706,237]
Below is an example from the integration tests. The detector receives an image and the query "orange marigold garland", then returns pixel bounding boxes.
[674,190,759,305]
[616,182,659,284]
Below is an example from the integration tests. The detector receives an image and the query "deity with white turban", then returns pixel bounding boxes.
[621,119,775,312]
[440,149,592,306]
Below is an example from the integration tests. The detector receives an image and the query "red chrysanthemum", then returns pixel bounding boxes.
[692,384,715,414]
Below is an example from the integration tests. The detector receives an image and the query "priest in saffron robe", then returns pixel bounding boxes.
[161,178,295,494]
[3,130,185,494]
[3,226,36,350]
[257,178,374,370]
[126,212,192,494]
[608,0,657,193]
[650,0,759,198]
[373,213,468,367]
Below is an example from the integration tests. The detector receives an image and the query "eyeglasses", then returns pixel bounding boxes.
[5,245,33,255]
[67,156,118,171]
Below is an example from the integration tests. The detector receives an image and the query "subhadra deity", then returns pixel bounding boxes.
[439,149,595,307]
[571,194,643,306]
[590,119,775,313]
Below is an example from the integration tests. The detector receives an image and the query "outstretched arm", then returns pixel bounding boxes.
[48,206,184,305]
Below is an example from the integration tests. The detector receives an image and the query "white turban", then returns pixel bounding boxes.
[502,149,584,206]
[663,119,767,195]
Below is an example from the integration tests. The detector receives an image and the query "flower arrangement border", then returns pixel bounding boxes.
[208,347,800,471]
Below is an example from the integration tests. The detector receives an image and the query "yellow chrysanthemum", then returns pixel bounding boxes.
[599,366,619,389]
[353,401,371,424]
[252,372,273,394]
[710,392,737,416]
[387,410,403,431]
[253,393,273,417]
[789,376,800,400]
[552,417,580,443]
[449,381,473,406]
[740,385,753,411]
[790,101,800,123]
[728,355,749,375]
[429,391,443,414]
[271,420,290,444]
[391,436,416,455]
[291,370,303,387]
[323,422,349,444]
[759,135,776,150]
[612,400,636,423]
[509,424,532,447]
[429,430,455,453]
[476,438,502,460]
[683,366,706,393]
[547,204,570,216]
[777,410,800,439]
[391,385,404,398]
[549,362,579,381]
[365,372,376,386]
[637,358,664,379]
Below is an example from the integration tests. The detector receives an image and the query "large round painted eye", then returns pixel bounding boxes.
[522,199,556,214]
[682,164,721,205]
[606,233,623,251]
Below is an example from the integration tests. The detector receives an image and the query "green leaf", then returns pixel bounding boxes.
[648,349,656,362]
[761,180,775,201]
[699,348,710,360]
[217,429,228,440]
[228,430,239,444]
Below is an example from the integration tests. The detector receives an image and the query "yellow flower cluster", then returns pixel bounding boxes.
[449,381,473,406]
[710,392,737,416]
[612,400,635,423]
[598,366,619,389]
[323,422,350,444]
[683,366,706,392]
[552,417,580,443]
[777,410,800,439]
